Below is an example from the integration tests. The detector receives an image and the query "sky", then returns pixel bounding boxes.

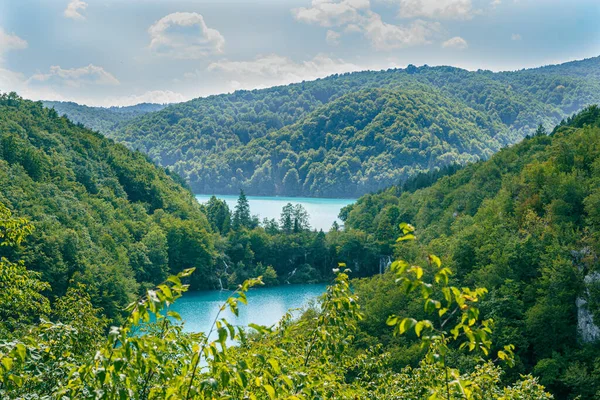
[0,0,599,107]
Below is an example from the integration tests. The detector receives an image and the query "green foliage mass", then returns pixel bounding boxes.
[75,57,600,197]
[200,192,383,289]
[343,105,600,399]
[0,93,215,321]
[2,94,388,323]
[0,210,551,398]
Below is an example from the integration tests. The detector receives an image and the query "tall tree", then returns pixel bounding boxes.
[535,123,548,136]
[280,203,294,234]
[205,196,232,234]
[293,204,310,232]
[232,190,251,230]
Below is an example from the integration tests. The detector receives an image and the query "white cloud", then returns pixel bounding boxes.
[491,0,501,7]
[206,53,362,90]
[148,12,225,59]
[0,67,26,89]
[292,0,370,27]
[326,30,342,45]
[28,64,119,88]
[292,0,438,50]
[0,28,28,55]
[511,33,522,40]
[362,14,439,50]
[442,36,468,49]
[64,0,88,21]
[395,0,475,20]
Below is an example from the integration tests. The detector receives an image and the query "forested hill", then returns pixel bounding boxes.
[0,93,214,321]
[342,105,600,398]
[94,56,600,197]
[43,100,166,135]
[527,55,600,82]
[190,88,506,197]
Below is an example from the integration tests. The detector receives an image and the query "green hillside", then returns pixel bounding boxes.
[343,105,600,398]
[100,57,600,197]
[0,93,213,320]
[190,87,506,197]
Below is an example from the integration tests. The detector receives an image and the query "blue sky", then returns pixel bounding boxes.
[0,0,598,106]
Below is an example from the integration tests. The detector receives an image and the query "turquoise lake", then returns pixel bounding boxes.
[195,194,355,231]
[168,284,327,335]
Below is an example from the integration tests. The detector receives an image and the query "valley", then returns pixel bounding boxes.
[50,57,600,197]
[1,3,600,395]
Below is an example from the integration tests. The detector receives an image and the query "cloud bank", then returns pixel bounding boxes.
[148,12,225,59]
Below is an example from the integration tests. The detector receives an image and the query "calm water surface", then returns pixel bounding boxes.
[170,284,327,335]
[195,195,355,231]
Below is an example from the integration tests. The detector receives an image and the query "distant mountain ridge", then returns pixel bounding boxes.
[43,100,167,134]
[51,56,600,197]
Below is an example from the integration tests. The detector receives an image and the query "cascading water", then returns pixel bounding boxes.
[379,255,392,274]
[285,268,297,284]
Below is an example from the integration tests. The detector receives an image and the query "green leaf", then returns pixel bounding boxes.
[397,234,416,242]
[267,358,281,374]
[167,310,181,321]
[410,266,423,279]
[399,318,417,334]
[428,254,441,268]
[166,275,181,286]
[386,315,399,326]
[1,356,13,371]
[218,327,228,345]
[264,384,276,400]
[15,343,26,361]
[399,222,415,234]
[415,321,426,337]
[180,267,196,277]
[158,284,172,299]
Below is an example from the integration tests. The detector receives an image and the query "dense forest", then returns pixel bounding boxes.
[0,93,380,318]
[0,94,212,321]
[53,56,600,197]
[1,89,599,398]
[341,105,600,399]
[43,101,166,135]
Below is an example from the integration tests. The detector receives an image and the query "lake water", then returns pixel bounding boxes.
[169,284,327,334]
[195,195,355,231]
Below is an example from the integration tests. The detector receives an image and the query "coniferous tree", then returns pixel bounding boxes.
[232,190,251,230]
[280,203,294,233]
[535,123,548,136]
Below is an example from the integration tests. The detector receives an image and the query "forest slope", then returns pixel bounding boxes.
[189,87,506,197]
[343,105,600,399]
[0,94,214,321]
[102,56,600,196]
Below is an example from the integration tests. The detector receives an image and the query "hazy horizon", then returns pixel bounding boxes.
[38,53,599,108]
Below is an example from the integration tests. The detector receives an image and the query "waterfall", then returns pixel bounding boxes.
[285,268,297,285]
[379,255,392,274]
[218,276,224,291]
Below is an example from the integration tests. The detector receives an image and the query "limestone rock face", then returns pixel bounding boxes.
[573,249,599,343]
